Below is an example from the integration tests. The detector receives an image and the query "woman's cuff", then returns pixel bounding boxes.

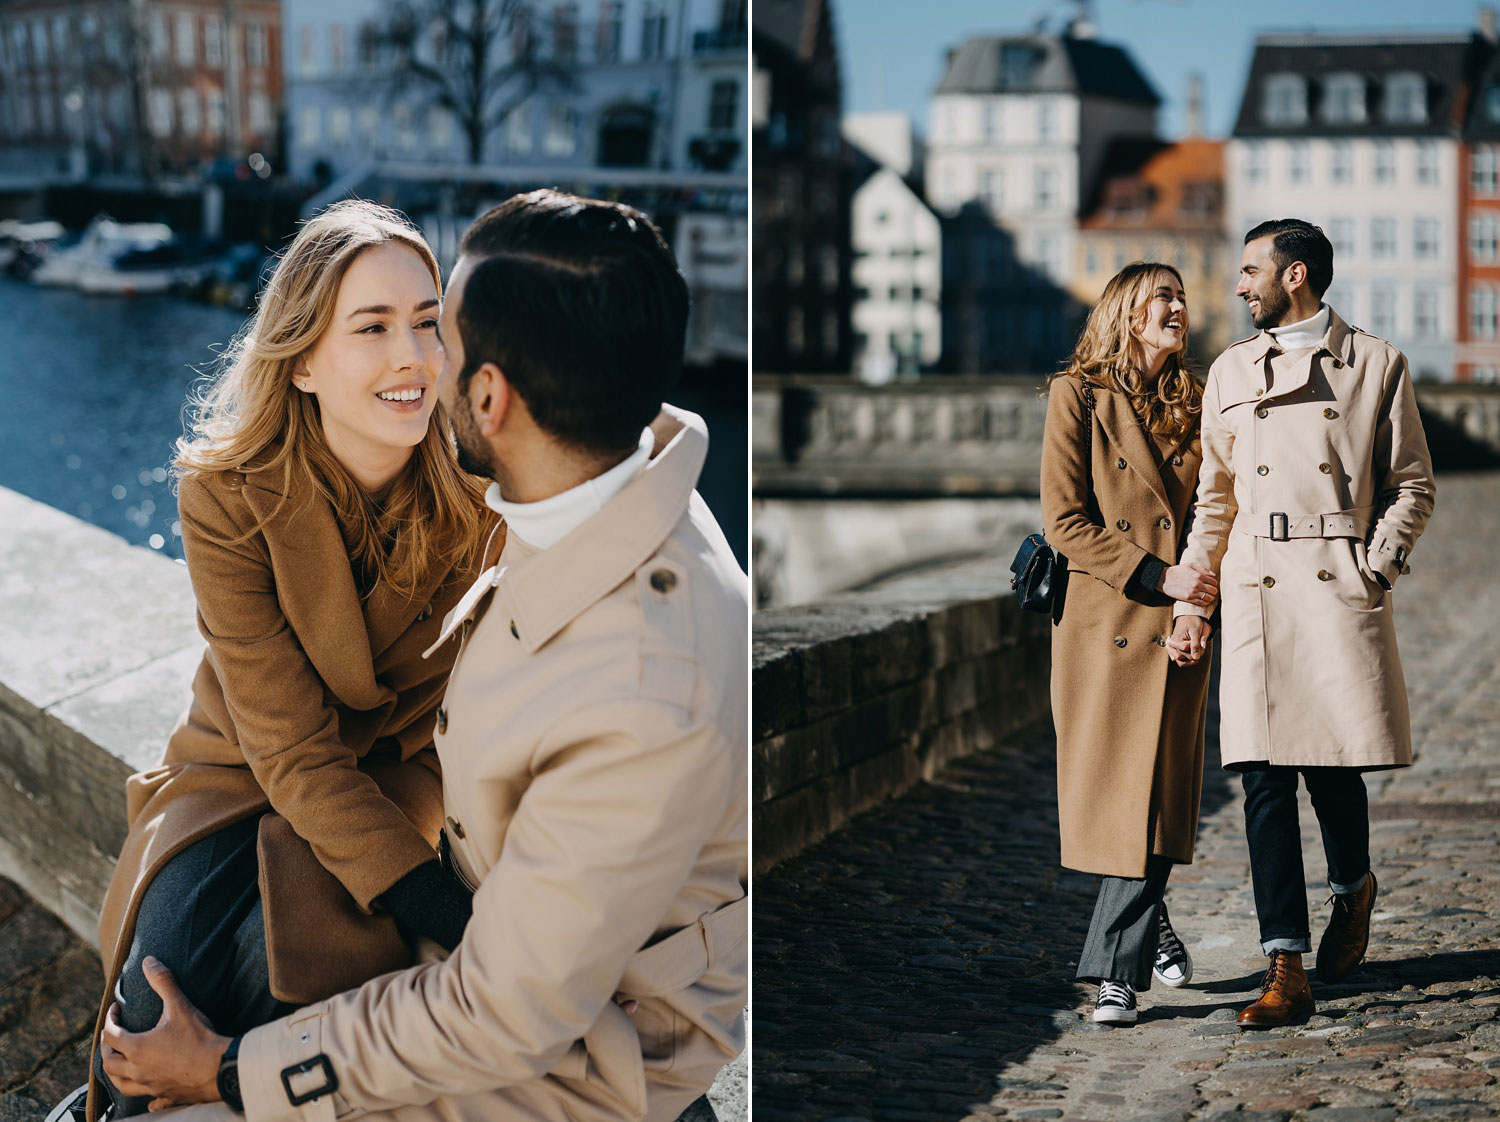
[375,860,473,951]
[1131,555,1169,597]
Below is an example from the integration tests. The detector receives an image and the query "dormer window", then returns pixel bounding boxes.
[1384,72,1427,123]
[1322,73,1366,124]
[1263,73,1307,125]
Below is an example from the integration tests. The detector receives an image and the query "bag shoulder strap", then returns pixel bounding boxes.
[1080,380,1096,472]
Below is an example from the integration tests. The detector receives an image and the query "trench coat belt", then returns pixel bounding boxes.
[1234,509,1373,541]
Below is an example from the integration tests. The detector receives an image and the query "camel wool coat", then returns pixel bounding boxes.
[86,467,490,1120]
[1042,374,1213,880]
[162,406,749,1122]
[1173,307,1436,769]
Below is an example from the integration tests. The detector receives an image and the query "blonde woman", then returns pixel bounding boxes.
[1041,263,1217,1025]
[79,201,495,1119]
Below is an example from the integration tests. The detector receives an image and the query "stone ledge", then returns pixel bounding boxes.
[752,554,1052,874]
[0,486,199,948]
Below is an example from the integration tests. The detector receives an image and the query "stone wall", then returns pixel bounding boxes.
[0,486,200,946]
[753,554,1052,874]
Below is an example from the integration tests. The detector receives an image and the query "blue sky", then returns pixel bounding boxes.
[838,0,1492,139]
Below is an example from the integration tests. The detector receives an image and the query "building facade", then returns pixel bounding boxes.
[1228,32,1487,381]
[1461,27,1500,383]
[0,0,282,179]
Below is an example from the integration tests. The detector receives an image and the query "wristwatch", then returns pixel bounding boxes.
[217,1034,245,1114]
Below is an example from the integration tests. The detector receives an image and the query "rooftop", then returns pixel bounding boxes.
[935,33,1160,106]
[1081,137,1224,232]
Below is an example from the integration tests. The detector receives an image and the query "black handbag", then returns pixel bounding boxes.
[1010,381,1095,615]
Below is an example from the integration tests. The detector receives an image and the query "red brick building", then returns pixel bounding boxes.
[1461,46,1500,383]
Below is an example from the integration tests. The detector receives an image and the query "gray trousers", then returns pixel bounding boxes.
[1075,854,1174,990]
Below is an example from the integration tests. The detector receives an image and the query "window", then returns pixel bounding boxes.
[1263,73,1307,125]
[1085,242,1099,274]
[1245,141,1267,186]
[248,93,271,134]
[1329,217,1355,259]
[1475,365,1500,382]
[33,18,48,64]
[984,102,1001,144]
[247,23,267,68]
[148,88,172,137]
[1037,101,1056,144]
[359,106,380,147]
[596,1,622,61]
[298,105,320,146]
[1472,213,1500,262]
[14,92,33,135]
[1371,217,1397,258]
[1414,217,1439,260]
[329,107,351,148]
[1035,167,1057,211]
[150,12,167,60]
[50,15,67,56]
[552,4,577,60]
[299,26,317,77]
[505,102,532,154]
[11,24,27,69]
[1471,286,1497,339]
[1370,286,1396,336]
[206,88,225,136]
[1474,145,1500,194]
[1414,290,1438,339]
[330,25,347,72]
[1288,141,1309,185]
[1384,72,1426,123]
[708,79,737,131]
[393,104,414,152]
[641,4,668,59]
[427,106,452,152]
[37,93,53,136]
[204,16,223,66]
[1373,140,1394,185]
[544,103,576,156]
[177,89,200,134]
[1330,140,1352,185]
[980,168,1002,210]
[175,12,195,65]
[1322,72,1365,123]
[1416,140,1437,186]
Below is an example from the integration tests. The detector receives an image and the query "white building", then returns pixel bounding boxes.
[924,24,1159,371]
[1227,33,1480,380]
[844,111,940,379]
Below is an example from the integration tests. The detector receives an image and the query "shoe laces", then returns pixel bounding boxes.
[1157,904,1187,962]
[1098,979,1133,1006]
[1261,951,1294,992]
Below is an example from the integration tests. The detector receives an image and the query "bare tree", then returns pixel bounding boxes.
[374,0,574,165]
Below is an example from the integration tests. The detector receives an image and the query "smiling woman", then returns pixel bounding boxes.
[80,200,497,1121]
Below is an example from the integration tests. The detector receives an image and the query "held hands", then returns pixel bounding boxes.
[99,956,229,1112]
[1158,563,1218,606]
[1167,615,1212,667]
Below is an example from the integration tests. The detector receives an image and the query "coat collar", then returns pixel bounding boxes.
[1240,307,1357,404]
[427,404,708,657]
[1093,385,1171,515]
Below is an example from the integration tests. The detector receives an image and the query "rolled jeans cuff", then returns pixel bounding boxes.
[1329,871,1369,896]
[1261,936,1312,955]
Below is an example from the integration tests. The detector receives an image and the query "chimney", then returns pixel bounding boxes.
[1483,6,1498,43]
[1066,0,1097,40]
[1187,72,1205,137]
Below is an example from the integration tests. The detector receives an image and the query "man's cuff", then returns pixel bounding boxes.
[1173,601,1210,619]
[241,1006,339,1122]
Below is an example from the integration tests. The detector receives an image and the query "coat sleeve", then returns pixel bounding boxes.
[177,475,437,910]
[1365,352,1436,587]
[1173,364,1237,620]
[235,701,734,1120]
[1040,378,1152,591]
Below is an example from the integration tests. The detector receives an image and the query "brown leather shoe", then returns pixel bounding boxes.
[1317,871,1377,983]
[1238,950,1315,1028]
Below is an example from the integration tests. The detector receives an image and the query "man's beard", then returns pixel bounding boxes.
[1249,283,1291,329]
[450,398,499,481]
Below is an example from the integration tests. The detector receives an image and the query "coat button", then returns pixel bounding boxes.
[1256,406,1268,419]
[1317,570,1334,581]
[1116,457,1128,470]
[1170,454,1183,466]
[446,815,465,840]
[418,602,433,621]
[1332,358,1344,368]
[1323,407,1338,419]
[1114,636,1127,648]
[649,568,678,593]
[1116,518,1130,530]
[1154,635,1167,648]
[1257,464,1269,476]
[436,707,448,734]
[1319,462,1332,474]
[1159,517,1171,530]
[1254,387,1264,397]
[1262,576,1276,588]
[510,619,519,639]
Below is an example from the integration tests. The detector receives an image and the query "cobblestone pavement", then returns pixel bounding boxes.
[754,472,1500,1122]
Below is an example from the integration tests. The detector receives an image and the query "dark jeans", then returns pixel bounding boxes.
[96,815,297,1117]
[1076,854,1174,990]
[1240,764,1370,955]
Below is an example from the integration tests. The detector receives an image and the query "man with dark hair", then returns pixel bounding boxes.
[96,190,748,1122]
[1169,219,1435,1028]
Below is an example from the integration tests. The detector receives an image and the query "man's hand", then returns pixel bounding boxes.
[99,956,230,1111]
[1158,563,1219,606]
[1167,615,1212,667]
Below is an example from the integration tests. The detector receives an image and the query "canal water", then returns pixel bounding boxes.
[1,276,746,566]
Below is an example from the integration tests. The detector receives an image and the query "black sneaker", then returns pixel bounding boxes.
[1153,902,1194,988]
[1093,979,1138,1024]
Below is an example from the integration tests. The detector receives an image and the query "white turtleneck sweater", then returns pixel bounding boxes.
[1269,304,1329,352]
[483,426,655,550]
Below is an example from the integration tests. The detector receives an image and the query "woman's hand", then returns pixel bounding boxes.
[1167,615,1212,667]
[99,957,229,1111]
[1158,563,1218,606]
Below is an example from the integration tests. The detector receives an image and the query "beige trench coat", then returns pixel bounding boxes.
[164,406,748,1122]
[1174,307,1436,768]
[1042,375,1213,880]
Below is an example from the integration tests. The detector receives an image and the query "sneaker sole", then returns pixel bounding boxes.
[42,1084,88,1122]
[1093,1007,1138,1024]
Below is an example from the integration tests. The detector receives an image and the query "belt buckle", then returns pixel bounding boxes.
[1269,512,1289,542]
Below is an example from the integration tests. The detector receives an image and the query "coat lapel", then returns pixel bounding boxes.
[1095,389,1171,516]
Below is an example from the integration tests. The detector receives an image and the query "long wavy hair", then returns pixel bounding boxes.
[175,200,488,598]
[1051,262,1202,439]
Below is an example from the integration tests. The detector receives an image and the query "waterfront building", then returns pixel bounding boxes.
[1228,30,1488,381]
[752,0,852,375]
[1461,13,1500,383]
[844,112,941,380]
[0,0,282,180]
[925,19,1159,373]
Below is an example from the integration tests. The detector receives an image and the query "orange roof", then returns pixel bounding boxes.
[1081,137,1225,232]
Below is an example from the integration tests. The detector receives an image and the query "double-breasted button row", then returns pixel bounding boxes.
[1170,453,1183,466]
[1318,570,1334,581]
[1114,636,1128,648]
[1323,407,1339,419]
[1116,519,1130,530]
[1116,458,1128,470]
[1256,406,1269,419]
[1319,462,1332,474]
[1154,635,1167,648]
[418,602,434,621]
[1262,576,1276,588]
[1257,465,1270,476]
[1158,517,1171,530]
